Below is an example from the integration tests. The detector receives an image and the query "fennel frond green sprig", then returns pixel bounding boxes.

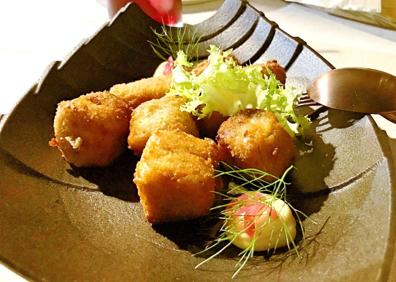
[217,162,293,196]
[263,216,330,272]
[149,25,202,62]
[195,164,308,279]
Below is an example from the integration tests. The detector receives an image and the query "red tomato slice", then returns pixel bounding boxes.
[232,192,278,238]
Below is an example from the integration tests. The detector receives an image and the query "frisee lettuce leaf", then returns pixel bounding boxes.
[167,45,309,136]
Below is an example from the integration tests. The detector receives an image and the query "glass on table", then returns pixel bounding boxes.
[107,0,182,25]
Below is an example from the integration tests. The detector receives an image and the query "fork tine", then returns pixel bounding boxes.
[298,94,312,102]
[296,92,320,107]
[297,101,320,107]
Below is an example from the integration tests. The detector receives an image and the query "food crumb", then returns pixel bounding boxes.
[65,136,83,150]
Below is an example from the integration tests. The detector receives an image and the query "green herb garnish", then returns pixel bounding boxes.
[149,25,202,62]
[169,45,310,136]
[195,164,309,279]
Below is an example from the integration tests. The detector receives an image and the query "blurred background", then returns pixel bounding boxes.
[1,0,395,114]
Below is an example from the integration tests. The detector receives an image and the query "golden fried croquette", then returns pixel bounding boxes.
[128,96,199,154]
[192,54,240,76]
[109,75,171,110]
[49,91,130,167]
[138,129,223,164]
[197,111,227,138]
[217,109,295,180]
[260,60,286,85]
[133,130,222,223]
[192,59,209,76]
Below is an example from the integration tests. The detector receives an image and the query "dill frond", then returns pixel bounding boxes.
[195,163,308,278]
[148,25,202,62]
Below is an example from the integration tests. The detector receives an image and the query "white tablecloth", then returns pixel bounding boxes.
[1,0,396,280]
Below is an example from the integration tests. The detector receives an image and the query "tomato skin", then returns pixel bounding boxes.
[152,57,174,77]
[225,192,296,251]
[233,198,278,238]
[163,57,174,75]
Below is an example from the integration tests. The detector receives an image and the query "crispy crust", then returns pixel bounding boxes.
[128,96,199,155]
[110,75,171,110]
[197,111,227,139]
[51,91,130,167]
[217,109,295,180]
[134,130,222,223]
[260,60,286,85]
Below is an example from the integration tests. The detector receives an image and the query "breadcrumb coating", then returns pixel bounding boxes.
[128,96,199,155]
[260,60,286,85]
[50,91,130,167]
[134,130,223,223]
[197,111,227,138]
[217,109,295,180]
[110,75,171,110]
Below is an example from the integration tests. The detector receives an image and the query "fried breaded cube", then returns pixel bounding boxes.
[260,60,286,85]
[197,111,227,138]
[217,109,295,180]
[133,130,222,223]
[110,75,171,110]
[49,91,130,167]
[192,59,209,76]
[192,54,240,76]
[128,96,199,154]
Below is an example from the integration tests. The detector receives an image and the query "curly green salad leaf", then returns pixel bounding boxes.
[168,45,310,136]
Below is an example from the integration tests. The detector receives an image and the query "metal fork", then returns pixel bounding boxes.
[296,92,319,107]
[295,93,327,121]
